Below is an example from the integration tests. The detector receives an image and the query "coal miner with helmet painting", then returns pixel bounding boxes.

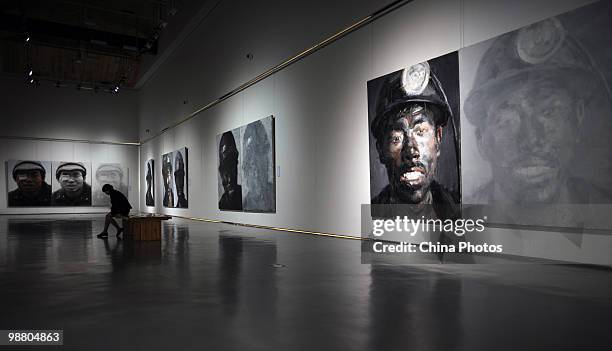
[368,52,461,220]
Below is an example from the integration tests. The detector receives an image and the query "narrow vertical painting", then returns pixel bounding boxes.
[145,159,155,207]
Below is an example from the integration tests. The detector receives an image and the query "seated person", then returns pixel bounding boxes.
[96,184,132,239]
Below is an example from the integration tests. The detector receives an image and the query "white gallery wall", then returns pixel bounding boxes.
[0,76,140,213]
[139,0,608,263]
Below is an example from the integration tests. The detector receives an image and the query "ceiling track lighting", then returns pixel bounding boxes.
[26,77,120,93]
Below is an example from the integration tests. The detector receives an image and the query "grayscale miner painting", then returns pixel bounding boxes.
[145,159,155,207]
[51,162,92,206]
[460,1,612,212]
[173,148,188,208]
[92,163,129,207]
[368,52,461,218]
[217,127,242,211]
[161,152,175,208]
[217,116,276,213]
[6,160,52,207]
[161,148,188,208]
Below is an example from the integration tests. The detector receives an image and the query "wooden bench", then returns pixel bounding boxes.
[122,214,172,241]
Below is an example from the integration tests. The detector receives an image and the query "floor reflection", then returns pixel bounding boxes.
[369,265,464,351]
[218,234,278,349]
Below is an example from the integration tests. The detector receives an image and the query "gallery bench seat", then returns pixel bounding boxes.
[122,214,172,241]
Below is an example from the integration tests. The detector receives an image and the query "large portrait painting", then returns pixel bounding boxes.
[92,163,129,207]
[6,160,52,207]
[367,52,461,219]
[217,116,276,213]
[161,148,188,208]
[51,162,92,206]
[145,159,155,207]
[460,1,612,225]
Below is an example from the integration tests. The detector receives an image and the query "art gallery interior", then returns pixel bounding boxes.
[1,0,611,350]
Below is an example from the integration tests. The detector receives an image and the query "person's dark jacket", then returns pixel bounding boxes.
[52,183,92,206]
[110,189,132,215]
[8,182,52,206]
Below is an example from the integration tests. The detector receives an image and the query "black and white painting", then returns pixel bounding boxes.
[145,159,155,207]
[6,160,52,207]
[217,116,276,213]
[241,116,275,212]
[173,148,188,208]
[460,1,612,211]
[51,162,92,206]
[217,127,242,211]
[161,151,174,208]
[92,163,129,207]
[368,52,461,218]
[161,148,188,208]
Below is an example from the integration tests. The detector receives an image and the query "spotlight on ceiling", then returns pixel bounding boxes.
[28,70,33,76]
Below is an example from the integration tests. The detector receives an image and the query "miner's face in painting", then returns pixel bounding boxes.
[379,104,442,204]
[218,131,239,193]
[477,80,580,202]
[15,170,43,195]
[58,170,84,194]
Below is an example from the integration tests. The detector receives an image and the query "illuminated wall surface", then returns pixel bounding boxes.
[140,0,610,264]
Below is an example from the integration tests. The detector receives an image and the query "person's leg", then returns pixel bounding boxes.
[110,214,125,238]
[109,216,120,231]
[97,213,112,238]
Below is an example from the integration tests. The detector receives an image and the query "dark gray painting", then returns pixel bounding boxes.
[368,52,461,218]
[145,159,154,207]
[162,151,175,208]
[461,1,612,208]
[217,116,276,213]
[241,116,275,212]
[217,128,243,211]
[173,148,188,208]
[6,160,52,207]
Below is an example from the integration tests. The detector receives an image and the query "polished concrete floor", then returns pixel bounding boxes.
[1,214,612,351]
